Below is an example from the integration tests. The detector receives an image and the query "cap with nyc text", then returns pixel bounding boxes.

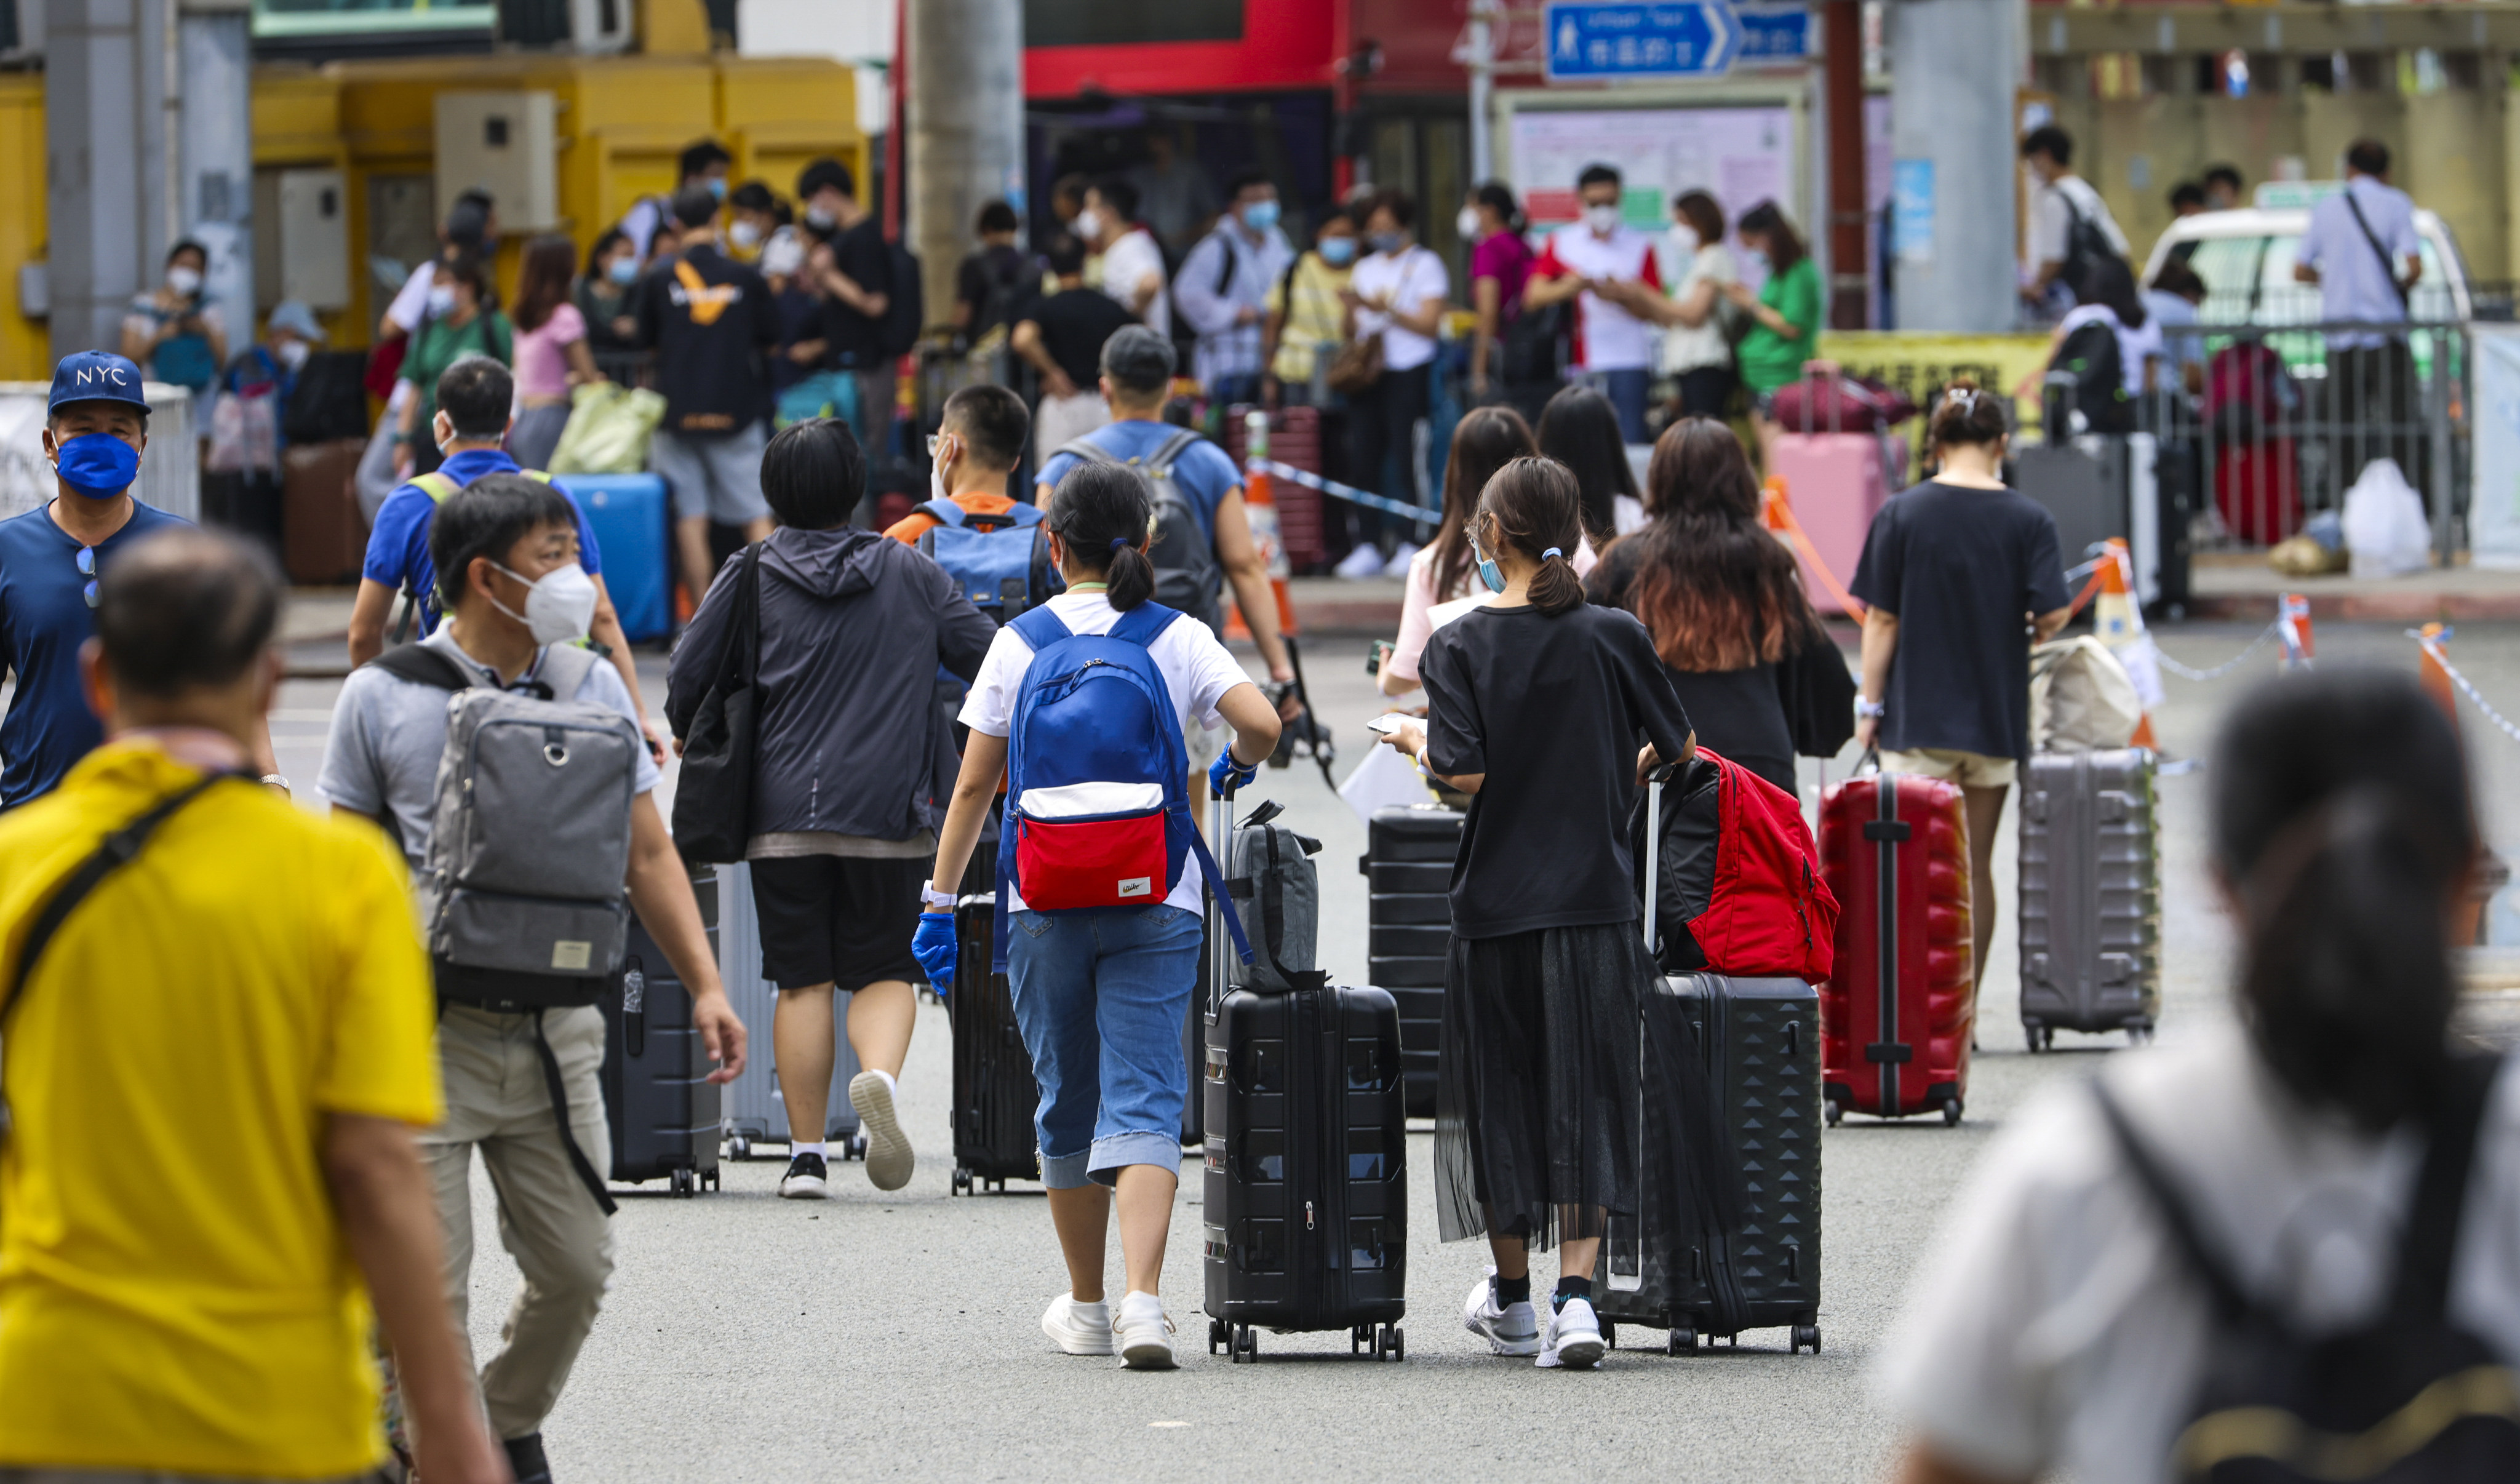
[48,351,152,414]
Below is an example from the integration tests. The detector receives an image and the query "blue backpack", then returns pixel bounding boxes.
[994,601,1251,968]
[914,498,1060,626]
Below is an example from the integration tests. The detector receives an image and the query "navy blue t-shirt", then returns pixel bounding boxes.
[361,448,605,636]
[0,498,189,806]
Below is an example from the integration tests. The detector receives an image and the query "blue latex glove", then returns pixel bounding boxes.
[1209,747,1258,796]
[911,911,958,999]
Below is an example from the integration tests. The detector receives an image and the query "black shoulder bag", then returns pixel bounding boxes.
[2344,188,2414,310]
[669,541,764,863]
[2097,1058,2520,1482]
[0,773,237,1150]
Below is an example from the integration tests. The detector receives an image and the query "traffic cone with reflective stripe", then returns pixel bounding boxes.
[2276,592,2316,671]
[2417,621,2459,726]
[2094,540,2159,750]
[1224,410,1299,642]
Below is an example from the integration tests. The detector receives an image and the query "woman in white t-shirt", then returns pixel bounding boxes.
[1632,191,1739,419]
[1881,667,2520,1484]
[917,463,1283,1373]
[1341,189,1451,558]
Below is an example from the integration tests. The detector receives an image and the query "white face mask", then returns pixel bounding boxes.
[1456,205,1483,240]
[804,204,836,231]
[1075,206,1106,242]
[167,265,203,295]
[761,231,806,279]
[930,434,957,503]
[426,284,457,317]
[277,339,312,371]
[490,560,600,646]
[1584,202,1623,236]
[1668,223,1700,253]
[730,220,761,250]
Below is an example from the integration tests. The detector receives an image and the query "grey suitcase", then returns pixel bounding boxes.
[716,862,868,1161]
[1364,804,1463,1117]
[2017,748,2161,1050]
[601,868,723,1195]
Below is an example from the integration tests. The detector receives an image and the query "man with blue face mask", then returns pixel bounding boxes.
[0,351,223,807]
[1174,167,1295,407]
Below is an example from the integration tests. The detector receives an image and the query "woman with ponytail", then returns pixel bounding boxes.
[1381,457,1727,1372]
[1881,668,2520,1484]
[920,461,1284,1370]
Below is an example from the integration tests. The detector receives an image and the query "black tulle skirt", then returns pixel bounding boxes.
[1433,921,1734,1250]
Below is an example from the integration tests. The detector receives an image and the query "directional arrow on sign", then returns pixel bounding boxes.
[1542,1,1748,81]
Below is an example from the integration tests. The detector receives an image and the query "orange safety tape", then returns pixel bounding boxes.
[1763,489,1867,619]
[2062,565,2110,620]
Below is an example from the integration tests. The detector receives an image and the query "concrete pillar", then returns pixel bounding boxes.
[1888,0,2025,332]
[179,3,254,349]
[46,0,173,362]
[906,0,1023,335]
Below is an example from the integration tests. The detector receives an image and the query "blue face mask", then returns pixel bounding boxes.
[1470,525,1506,595]
[53,431,140,498]
[1242,199,1280,233]
[607,255,639,285]
[706,177,727,201]
[1318,237,1357,266]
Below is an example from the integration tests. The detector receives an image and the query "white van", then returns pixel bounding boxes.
[2139,190,2473,327]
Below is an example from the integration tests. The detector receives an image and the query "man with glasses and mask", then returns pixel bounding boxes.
[0,351,275,807]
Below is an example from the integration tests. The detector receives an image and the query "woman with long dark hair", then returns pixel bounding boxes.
[1585,418,1815,794]
[919,462,1284,1370]
[1882,666,2520,1484]
[1381,457,1726,1372]
[1379,405,1537,698]
[1535,384,1644,550]
[507,234,604,470]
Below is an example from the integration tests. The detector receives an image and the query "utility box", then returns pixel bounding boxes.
[570,0,634,55]
[434,90,560,232]
[274,170,351,311]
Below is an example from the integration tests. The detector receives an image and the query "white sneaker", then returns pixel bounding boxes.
[1386,540,1420,573]
[1334,543,1387,580]
[1462,1271,1542,1357]
[1537,1295,1606,1370]
[849,1071,914,1192]
[776,1152,829,1200]
[1040,1293,1114,1356]
[1114,1291,1177,1370]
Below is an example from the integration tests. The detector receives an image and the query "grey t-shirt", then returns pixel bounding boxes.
[318,627,661,870]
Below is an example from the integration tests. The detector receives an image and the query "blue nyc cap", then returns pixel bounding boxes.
[48,351,151,413]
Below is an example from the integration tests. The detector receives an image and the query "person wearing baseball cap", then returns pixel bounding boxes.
[0,351,269,806]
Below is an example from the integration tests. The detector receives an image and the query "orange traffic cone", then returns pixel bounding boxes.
[2277,592,2316,671]
[2092,540,2160,749]
[2417,621,2459,726]
[1224,410,1299,643]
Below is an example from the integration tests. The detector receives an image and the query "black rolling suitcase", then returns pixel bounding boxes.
[1594,771,1823,1354]
[1363,804,1462,1117]
[600,867,724,1196]
[949,891,1041,1194]
[1203,784,1409,1363]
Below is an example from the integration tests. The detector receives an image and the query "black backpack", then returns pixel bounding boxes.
[2095,1057,2520,1483]
[282,349,373,444]
[879,240,924,359]
[2055,317,2134,434]
[1499,300,1569,387]
[2058,187,2127,304]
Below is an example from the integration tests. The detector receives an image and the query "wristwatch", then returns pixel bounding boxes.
[261,773,292,795]
[1854,698,1888,720]
[921,884,957,911]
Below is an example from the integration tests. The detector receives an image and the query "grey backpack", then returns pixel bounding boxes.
[378,642,642,1005]
[1226,800,1325,992]
[1060,429,1224,630]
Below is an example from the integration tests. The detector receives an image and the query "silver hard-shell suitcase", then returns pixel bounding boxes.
[716,862,867,1160]
[2017,748,2162,1050]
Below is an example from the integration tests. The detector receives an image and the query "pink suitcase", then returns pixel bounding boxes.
[1768,433,1889,616]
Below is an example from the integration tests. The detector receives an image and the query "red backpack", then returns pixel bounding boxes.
[1635,747,1839,983]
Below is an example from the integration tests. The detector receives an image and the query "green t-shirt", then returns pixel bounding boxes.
[402,309,514,427]
[1735,257,1823,395]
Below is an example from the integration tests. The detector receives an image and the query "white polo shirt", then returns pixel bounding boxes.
[1534,223,1664,373]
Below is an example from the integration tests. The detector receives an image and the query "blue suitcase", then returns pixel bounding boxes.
[557,473,671,642]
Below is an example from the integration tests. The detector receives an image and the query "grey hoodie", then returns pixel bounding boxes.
[667,525,996,843]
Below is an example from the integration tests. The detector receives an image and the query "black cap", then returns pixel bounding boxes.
[1099,325,1176,391]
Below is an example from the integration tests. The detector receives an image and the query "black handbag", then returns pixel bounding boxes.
[1776,620,1857,759]
[668,542,762,863]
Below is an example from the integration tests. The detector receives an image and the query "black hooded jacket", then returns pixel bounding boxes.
[668,525,996,842]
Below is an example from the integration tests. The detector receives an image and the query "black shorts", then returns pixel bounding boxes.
[749,855,927,992]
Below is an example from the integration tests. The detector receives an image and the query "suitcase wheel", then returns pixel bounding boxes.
[670,1169,695,1198]
[2026,1023,2054,1055]
[2126,1022,2155,1047]
[1822,1098,1843,1128]
[1351,1323,1374,1355]
[951,1167,972,1195]
[726,1136,754,1162]
[1381,1324,1404,1363]
[1602,1322,1616,1350]
[845,1134,869,1162]
[1669,1326,1697,1357]
[1210,1318,1230,1355]
[1791,1325,1822,1355]
[1940,1096,1964,1127]
[1229,1325,1259,1363]
[704,1168,720,1192]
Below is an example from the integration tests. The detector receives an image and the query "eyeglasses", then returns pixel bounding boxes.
[75,545,96,608]
[925,433,956,458]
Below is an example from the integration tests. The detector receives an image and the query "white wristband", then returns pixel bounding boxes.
[1855,698,1888,720]
[921,885,957,911]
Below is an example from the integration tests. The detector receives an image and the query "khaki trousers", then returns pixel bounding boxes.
[420,1004,614,1441]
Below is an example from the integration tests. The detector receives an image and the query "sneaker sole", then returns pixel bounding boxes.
[850,1071,915,1192]
[777,1178,829,1200]
[1472,1325,1543,1358]
[1540,1335,1605,1370]
[1119,1338,1178,1370]
[1044,1320,1114,1357]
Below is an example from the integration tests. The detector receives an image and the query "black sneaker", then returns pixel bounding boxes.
[778,1151,830,1200]
[504,1432,554,1484]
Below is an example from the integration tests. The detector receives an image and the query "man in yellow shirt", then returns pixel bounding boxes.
[0,529,503,1483]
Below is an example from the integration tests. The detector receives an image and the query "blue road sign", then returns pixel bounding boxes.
[1736,6,1811,64]
[1542,2,1746,81]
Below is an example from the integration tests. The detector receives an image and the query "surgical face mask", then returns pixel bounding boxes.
[1075,206,1106,242]
[805,204,836,231]
[928,433,959,503]
[761,233,806,279]
[426,284,458,317]
[1318,237,1357,267]
[1584,202,1623,236]
[277,340,312,372]
[1366,231,1402,255]
[707,177,728,201]
[1668,223,1700,254]
[50,432,142,498]
[1469,522,1505,596]
[606,255,639,286]
[166,265,203,296]
[1456,205,1483,241]
[1241,199,1280,233]
[490,560,599,646]
[1742,246,1771,273]
[730,220,762,250]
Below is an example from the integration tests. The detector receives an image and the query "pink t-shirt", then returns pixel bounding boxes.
[1386,539,1598,685]
[1470,231,1535,319]
[512,301,586,401]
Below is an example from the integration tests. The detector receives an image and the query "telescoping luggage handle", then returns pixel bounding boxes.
[1855,748,1913,1112]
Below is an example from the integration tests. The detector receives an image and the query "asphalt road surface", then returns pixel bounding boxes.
[255,616,2520,1482]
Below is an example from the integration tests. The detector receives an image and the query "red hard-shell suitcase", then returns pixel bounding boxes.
[2212,438,2300,546]
[1227,404,1329,573]
[1818,767,1974,1125]
[1767,432,1887,617]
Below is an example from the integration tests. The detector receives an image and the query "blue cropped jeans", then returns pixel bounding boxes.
[1007,903,1203,1188]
